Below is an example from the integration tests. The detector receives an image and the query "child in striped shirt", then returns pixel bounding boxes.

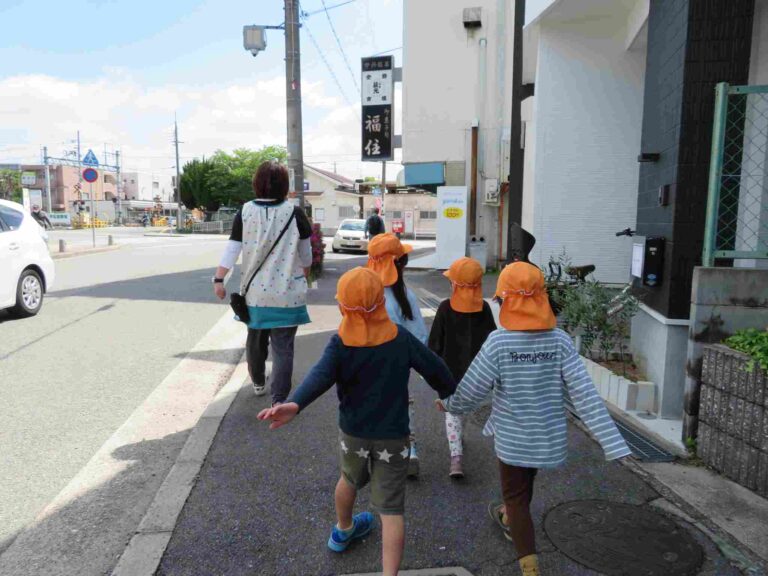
[436,262,631,576]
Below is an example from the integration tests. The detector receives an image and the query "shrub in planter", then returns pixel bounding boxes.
[308,222,325,285]
[725,328,768,372]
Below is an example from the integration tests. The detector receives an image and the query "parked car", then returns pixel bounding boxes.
[332,219,368,253]
[0,200,55,317]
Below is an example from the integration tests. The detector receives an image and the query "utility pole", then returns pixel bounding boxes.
[381,161,386,217]
[116,151,122,226]
[285,0,305,209]
[43,146,52,213]
[174,118,182,232]
[506,0,526,262]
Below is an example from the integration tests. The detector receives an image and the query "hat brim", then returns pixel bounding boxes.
[402,243,413,254]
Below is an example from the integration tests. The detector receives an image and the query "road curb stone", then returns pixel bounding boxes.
[111,356,249,576]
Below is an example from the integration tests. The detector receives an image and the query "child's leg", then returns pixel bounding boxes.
[380,514,405,576]
[335,476,357,530]
[444,412,464,457]
[370,436,410,573]
[498,460,537,558]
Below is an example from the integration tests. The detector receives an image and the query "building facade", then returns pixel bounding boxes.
[402,0,514,259]
[523,0,767,439]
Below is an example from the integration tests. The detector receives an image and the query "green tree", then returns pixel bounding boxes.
[208,146,287,207]
[179,158,218,212]
[0,169,21,203]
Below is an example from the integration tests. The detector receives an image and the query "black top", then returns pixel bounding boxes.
[428,299,497,381]
[364,214,385,237]
[289,327,456,439]
[229,200,312,242]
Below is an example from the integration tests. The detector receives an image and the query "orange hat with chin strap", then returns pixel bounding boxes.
[495,262,556,331]
[336,267,398,347]
[443,257,484,313]
[367,233,413,287]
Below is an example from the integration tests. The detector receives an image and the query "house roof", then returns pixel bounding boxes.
[304,164,355,187]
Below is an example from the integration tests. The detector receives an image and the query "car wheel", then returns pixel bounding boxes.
[10,269,44,318]
[332,247,339,253]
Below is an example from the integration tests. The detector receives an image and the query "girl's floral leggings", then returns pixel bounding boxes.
[445,412,466,457]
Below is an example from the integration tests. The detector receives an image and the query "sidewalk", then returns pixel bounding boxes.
[109,267,762,576]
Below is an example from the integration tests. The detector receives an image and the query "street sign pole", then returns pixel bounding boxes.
[381,160,386,218]
[90,182,95,248]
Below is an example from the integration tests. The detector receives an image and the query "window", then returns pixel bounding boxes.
[338,205,357,218]
[153,181,159,189]
[314,207,325,221]
[390,210,402,219]
[0,205,24,230]
[339,220,365,231]
[419,210,437,220]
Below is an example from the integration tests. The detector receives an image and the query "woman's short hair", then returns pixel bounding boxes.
[253,161,290,201]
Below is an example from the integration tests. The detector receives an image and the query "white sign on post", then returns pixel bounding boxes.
[404,210,414,236]
[435,186,468,269]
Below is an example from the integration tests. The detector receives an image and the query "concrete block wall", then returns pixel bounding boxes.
[698,344,768,497]
[683,266,768,440]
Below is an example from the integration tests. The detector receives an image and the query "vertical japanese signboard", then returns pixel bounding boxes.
[361,55,394,161]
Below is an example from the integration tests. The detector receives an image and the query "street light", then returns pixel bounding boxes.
[243,25,268,57]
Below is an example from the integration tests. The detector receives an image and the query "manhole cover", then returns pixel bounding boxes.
[544,500,703,576]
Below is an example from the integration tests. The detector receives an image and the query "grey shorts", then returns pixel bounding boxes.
[339,432,410,515]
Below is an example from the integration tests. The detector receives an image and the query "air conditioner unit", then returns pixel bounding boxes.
[483,178,500,206]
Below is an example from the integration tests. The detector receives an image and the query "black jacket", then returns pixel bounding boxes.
[428,299,497,382]
[365,214,385,237]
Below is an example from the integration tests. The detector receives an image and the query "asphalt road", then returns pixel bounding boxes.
[158,260,739,576]
[0,229,233,553]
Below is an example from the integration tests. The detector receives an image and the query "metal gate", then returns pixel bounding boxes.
[703,82,768,266]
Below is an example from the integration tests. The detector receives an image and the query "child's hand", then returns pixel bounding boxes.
[434,399,447,413]
[257,402,300,430]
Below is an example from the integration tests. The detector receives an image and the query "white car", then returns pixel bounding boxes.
[332,219,369,253]
[0,200,55,317]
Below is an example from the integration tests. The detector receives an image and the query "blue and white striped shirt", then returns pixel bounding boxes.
[443,328,631,468]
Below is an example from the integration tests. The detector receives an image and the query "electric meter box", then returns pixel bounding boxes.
[631,236,665,287]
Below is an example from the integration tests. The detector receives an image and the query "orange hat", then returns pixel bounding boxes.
[443,257,484,313]
[495,262,556,331]
[367,233,413,287]
[336,267,398,347]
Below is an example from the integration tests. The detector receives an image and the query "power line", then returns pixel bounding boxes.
[320,0,360,94]
[300,15,359,115]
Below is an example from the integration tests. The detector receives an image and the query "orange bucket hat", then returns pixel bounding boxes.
[336,267,398,347]
[367,233,413,287]
[443,257,484,313]
[495,262,556,331]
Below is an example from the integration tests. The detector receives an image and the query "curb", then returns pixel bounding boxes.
[111,354,250,576]
[51,245,121,259]
[604,403,689,459]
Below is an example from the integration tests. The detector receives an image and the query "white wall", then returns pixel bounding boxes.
[528,14,646,283]
[403,0,515,262]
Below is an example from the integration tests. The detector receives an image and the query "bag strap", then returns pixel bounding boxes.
[241,210,296,296]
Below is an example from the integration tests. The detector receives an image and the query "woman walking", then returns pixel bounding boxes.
[213,161,313,406]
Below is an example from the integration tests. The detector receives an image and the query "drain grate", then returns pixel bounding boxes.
[566,399,675,462]
[613,419,676,463]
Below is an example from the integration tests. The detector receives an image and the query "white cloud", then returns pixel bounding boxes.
[0,71,400,183]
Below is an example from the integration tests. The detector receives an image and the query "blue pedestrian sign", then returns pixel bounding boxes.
[82,149,99,167]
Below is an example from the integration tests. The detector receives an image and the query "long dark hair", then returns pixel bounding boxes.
[390,254,413,321]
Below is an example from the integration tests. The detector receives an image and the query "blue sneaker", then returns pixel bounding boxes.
[327,512,375,552]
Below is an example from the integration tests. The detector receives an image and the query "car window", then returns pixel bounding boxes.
[340,221,365,231]
[0,205,24,231]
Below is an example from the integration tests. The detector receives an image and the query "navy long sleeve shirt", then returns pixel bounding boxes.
[289,326,457,439]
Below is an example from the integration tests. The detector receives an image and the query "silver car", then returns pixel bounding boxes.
[332,219,369,253]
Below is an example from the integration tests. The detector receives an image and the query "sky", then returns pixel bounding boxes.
[0,0,403,182]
